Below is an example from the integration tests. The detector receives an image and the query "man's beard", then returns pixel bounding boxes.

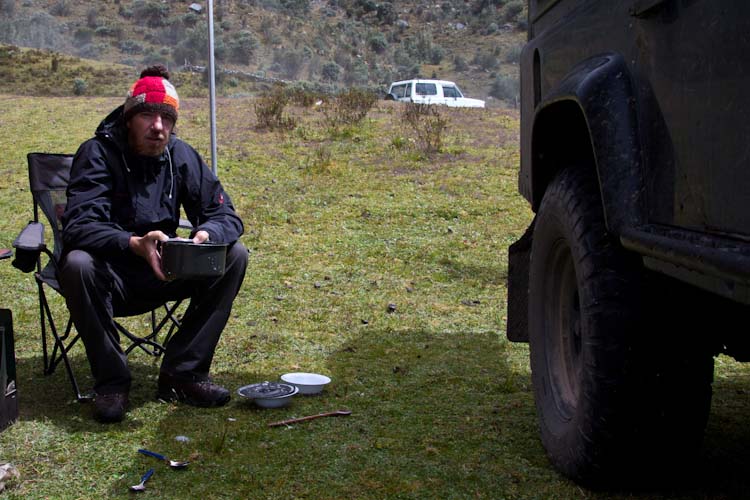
[129,130,168,157]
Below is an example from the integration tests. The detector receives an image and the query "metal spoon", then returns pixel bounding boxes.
[267,409,352,427]
[137,448,189,469]
[129,468,154,492]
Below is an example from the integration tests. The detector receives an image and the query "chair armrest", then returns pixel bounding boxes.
[13,221,45,251]
[12,222,45,273]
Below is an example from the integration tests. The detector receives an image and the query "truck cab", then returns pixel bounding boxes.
[507,0,750,486]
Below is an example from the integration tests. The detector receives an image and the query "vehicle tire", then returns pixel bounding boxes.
[384,93,396,101]
[528,167,713,486]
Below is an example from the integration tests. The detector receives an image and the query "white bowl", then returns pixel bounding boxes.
[280,372,331,395]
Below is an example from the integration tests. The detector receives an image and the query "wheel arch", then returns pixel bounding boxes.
[528,53,645,233]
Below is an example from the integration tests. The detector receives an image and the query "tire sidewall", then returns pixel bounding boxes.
[529,168,639,481]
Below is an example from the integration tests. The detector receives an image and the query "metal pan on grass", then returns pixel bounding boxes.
[237,381,299,408]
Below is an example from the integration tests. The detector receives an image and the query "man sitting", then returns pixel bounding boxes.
[59,65,248,423]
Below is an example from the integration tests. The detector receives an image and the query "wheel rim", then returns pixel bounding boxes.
[544,238,583,421]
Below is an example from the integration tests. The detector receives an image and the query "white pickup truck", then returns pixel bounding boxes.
[385,79,485,108]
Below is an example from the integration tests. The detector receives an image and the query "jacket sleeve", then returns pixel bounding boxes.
[61,139,132,254]
[178,143,244,244]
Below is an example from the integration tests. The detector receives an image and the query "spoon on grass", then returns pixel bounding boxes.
[137,448,189,469]
[129,468,154,492]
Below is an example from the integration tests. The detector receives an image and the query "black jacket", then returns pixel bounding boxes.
[62,106,244,256]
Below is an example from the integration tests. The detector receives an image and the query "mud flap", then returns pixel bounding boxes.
[507,219,535,342]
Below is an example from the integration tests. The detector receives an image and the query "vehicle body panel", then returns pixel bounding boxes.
[509,0,750,341]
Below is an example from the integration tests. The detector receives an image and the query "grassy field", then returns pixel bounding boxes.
[0,95,749,499]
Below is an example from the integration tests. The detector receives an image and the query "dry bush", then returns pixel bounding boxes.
[286,86,324,108]
[402,103,449,153]
[254,84,297,131]
[321,87,377,130]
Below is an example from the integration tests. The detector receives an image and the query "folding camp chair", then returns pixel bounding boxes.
[12,153,184,402]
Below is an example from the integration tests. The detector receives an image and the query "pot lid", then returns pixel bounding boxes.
[237,381,297,399]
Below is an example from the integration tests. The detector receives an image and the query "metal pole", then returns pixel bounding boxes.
[207,0,218,176]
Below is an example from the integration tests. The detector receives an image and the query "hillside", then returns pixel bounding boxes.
[0,0,525,104]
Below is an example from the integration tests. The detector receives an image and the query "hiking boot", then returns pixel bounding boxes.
[94,392,129,423]
[157,373,230,408]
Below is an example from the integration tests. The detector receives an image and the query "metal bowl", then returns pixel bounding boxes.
[237,381,299,408]
[160,239,228,280]
[280,373,331,395]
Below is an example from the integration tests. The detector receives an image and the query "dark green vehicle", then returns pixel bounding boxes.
[506,0,750,486]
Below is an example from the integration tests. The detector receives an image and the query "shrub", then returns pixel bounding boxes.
[133,0,169,28]
[390,136,408,150]
[505,43,523,64]
[227,30,259,65]
[119,39,144,54]
[286,86,322,107]
[368,33,388,54]
[321,61,341,82]
[429,45,445,65]
[95,25,123,39]
[254,85,297,131]
[86,7,99,28]
[504,0,525,21]
[345,59,369,85]
[305,145,334,174]
[472,50,499,71]
[402,103,449,154]
[49,0,70,16]
[118,5,133,19]
[173,27,211,65]
[77,43,104,59]
[489,73,519,106]
[273,47,306,79]
[453,54,469,72]
[376,2,396,24]
[322,87,377,130]
[74,28,94,45]
[72,78,87,96]
[280,0,310,14]
[0,0,15,16]
[356,0,377,14]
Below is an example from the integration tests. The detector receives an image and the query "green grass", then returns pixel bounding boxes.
[0,96,749,499]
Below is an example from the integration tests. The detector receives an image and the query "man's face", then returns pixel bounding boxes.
[127,111,175,157]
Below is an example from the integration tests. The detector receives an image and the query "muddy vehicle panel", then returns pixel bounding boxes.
[507,0,750,486]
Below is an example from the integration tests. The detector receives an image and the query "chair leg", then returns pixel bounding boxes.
[119,321,166,356]
[37,280,92,402]
[121,301,182,357]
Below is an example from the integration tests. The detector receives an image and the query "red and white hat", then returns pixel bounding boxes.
[123,66,179,123]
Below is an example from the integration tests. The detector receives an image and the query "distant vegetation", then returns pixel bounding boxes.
[0,0,524,106]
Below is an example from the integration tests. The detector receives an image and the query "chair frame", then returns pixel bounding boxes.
[15,153,184,402]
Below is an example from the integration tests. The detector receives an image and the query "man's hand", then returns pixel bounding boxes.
[129,230,169,280]
[192,230,210,244]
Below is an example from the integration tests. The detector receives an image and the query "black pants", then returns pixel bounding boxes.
[58,242,248,394]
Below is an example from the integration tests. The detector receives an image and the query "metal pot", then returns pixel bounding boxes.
[160,239,228,280]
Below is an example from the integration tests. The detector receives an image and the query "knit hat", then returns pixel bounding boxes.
[123,65,179,123]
